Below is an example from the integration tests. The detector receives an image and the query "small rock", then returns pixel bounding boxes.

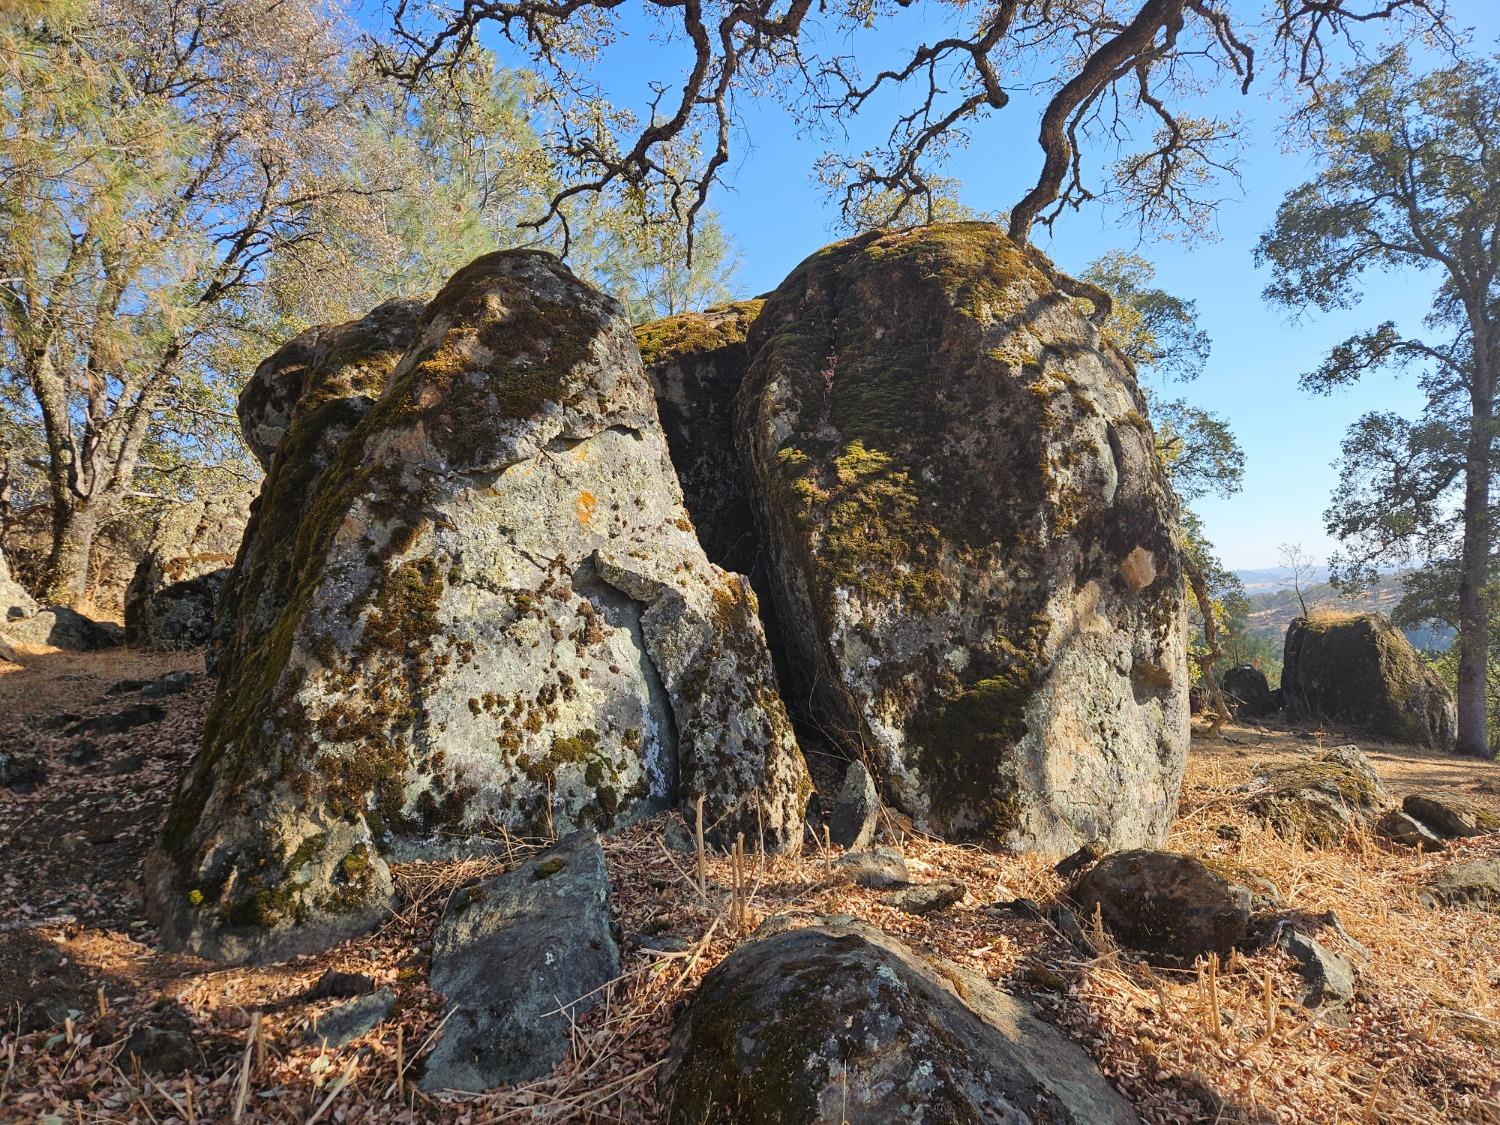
[67,703,165,737]
[421,831,620,1093]
[991,897,1046,920]
[1214,823,1243,842]
[829,761,878,850]
[307,969,375,1000]
[305,990,395,1048]
[835,848,909,888]
[1054,839,1107,880]
[140,671,194,699]
[1375,809,1446,851]
[1420,859,1500,910]
[0,751,45,792]
[1277,927,1355,1020]
[67,741,99,767]
[1070,849,1249,965]
[1402,793,1500,838]
[121,1025,200,1075]
[886,879,966,915]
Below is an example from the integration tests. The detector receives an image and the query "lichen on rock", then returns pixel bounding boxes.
[737,222,1189,851]
[148,251,807,963]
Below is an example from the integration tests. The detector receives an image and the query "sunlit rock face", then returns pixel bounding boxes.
[738,222,1190,852]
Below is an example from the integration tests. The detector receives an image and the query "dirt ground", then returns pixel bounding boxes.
[0,648,1497,1123]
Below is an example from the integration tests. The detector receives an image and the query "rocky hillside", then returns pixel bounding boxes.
[1244,571,1454,654]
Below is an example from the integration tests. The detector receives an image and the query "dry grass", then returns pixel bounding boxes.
[0,655,1497,1123]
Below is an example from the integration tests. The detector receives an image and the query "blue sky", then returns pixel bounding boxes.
[443,1,1499,570]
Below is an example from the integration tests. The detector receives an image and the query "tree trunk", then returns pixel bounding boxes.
[1183,552,1231,738]
[41,500,98,608]
[1455,364,1493,757]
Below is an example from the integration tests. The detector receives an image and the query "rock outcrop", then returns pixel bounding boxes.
[737,222,1189,850]
[125,553,232,650]
[1282,613,1456,750]
[1223,664,1277,717]
[1069,849,1249,965]
[663,917,1139,1124]
[1,545,38,624]
[422,831,619,1091]
[1245,745,1390,845]
[150,251,809,962]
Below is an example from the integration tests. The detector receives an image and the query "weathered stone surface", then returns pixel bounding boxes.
[125,554,232,650]
[1420,859,1500,910]
[1223,664,1277,717]
[305,989,395,1048]
[1069,849,1249,965]
[1375,809,1446,851]
[887,878,967,915]
[0,545,37,624]
[0,751,45,792]
[836,848,909,888]
[237,296,429,472]
[829,760,878,849]
[1282,613,1456,750]
[738,222,1189,852]
[1276,927,1355,1018]
[150,251,808,962]
[635,301,765,576]
[1,543,123,652]
[663,917,1139,1124]
[1402,792,1500,838]
[208,297,430,676]
[121,1025,201,1075]
[422,832,619,1092]
[1245,745,1391,845]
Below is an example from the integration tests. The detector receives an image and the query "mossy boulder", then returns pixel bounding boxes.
[663,916,1139,1123]
[206,297,428,676]
[1223,664,1277,717]
[635,300,765,576]
[1282,612,1456,750]
[737,222,1189,850]
[1245,745,1391,845]
[1069,849,1250,965]
[148,251,808,963]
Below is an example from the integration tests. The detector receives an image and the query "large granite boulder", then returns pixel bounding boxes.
[737,222,1189,850]
[422,831,619,1091]
[663,916,1138,1123]
[1282,613,1456,750]
[206,296,429,675]
[125,553,233,649]
[636,301,765,577]
[149,251,809,962]
[1223,664,1277,717]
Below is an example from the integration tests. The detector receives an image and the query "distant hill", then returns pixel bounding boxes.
[1238,569,1454,654]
